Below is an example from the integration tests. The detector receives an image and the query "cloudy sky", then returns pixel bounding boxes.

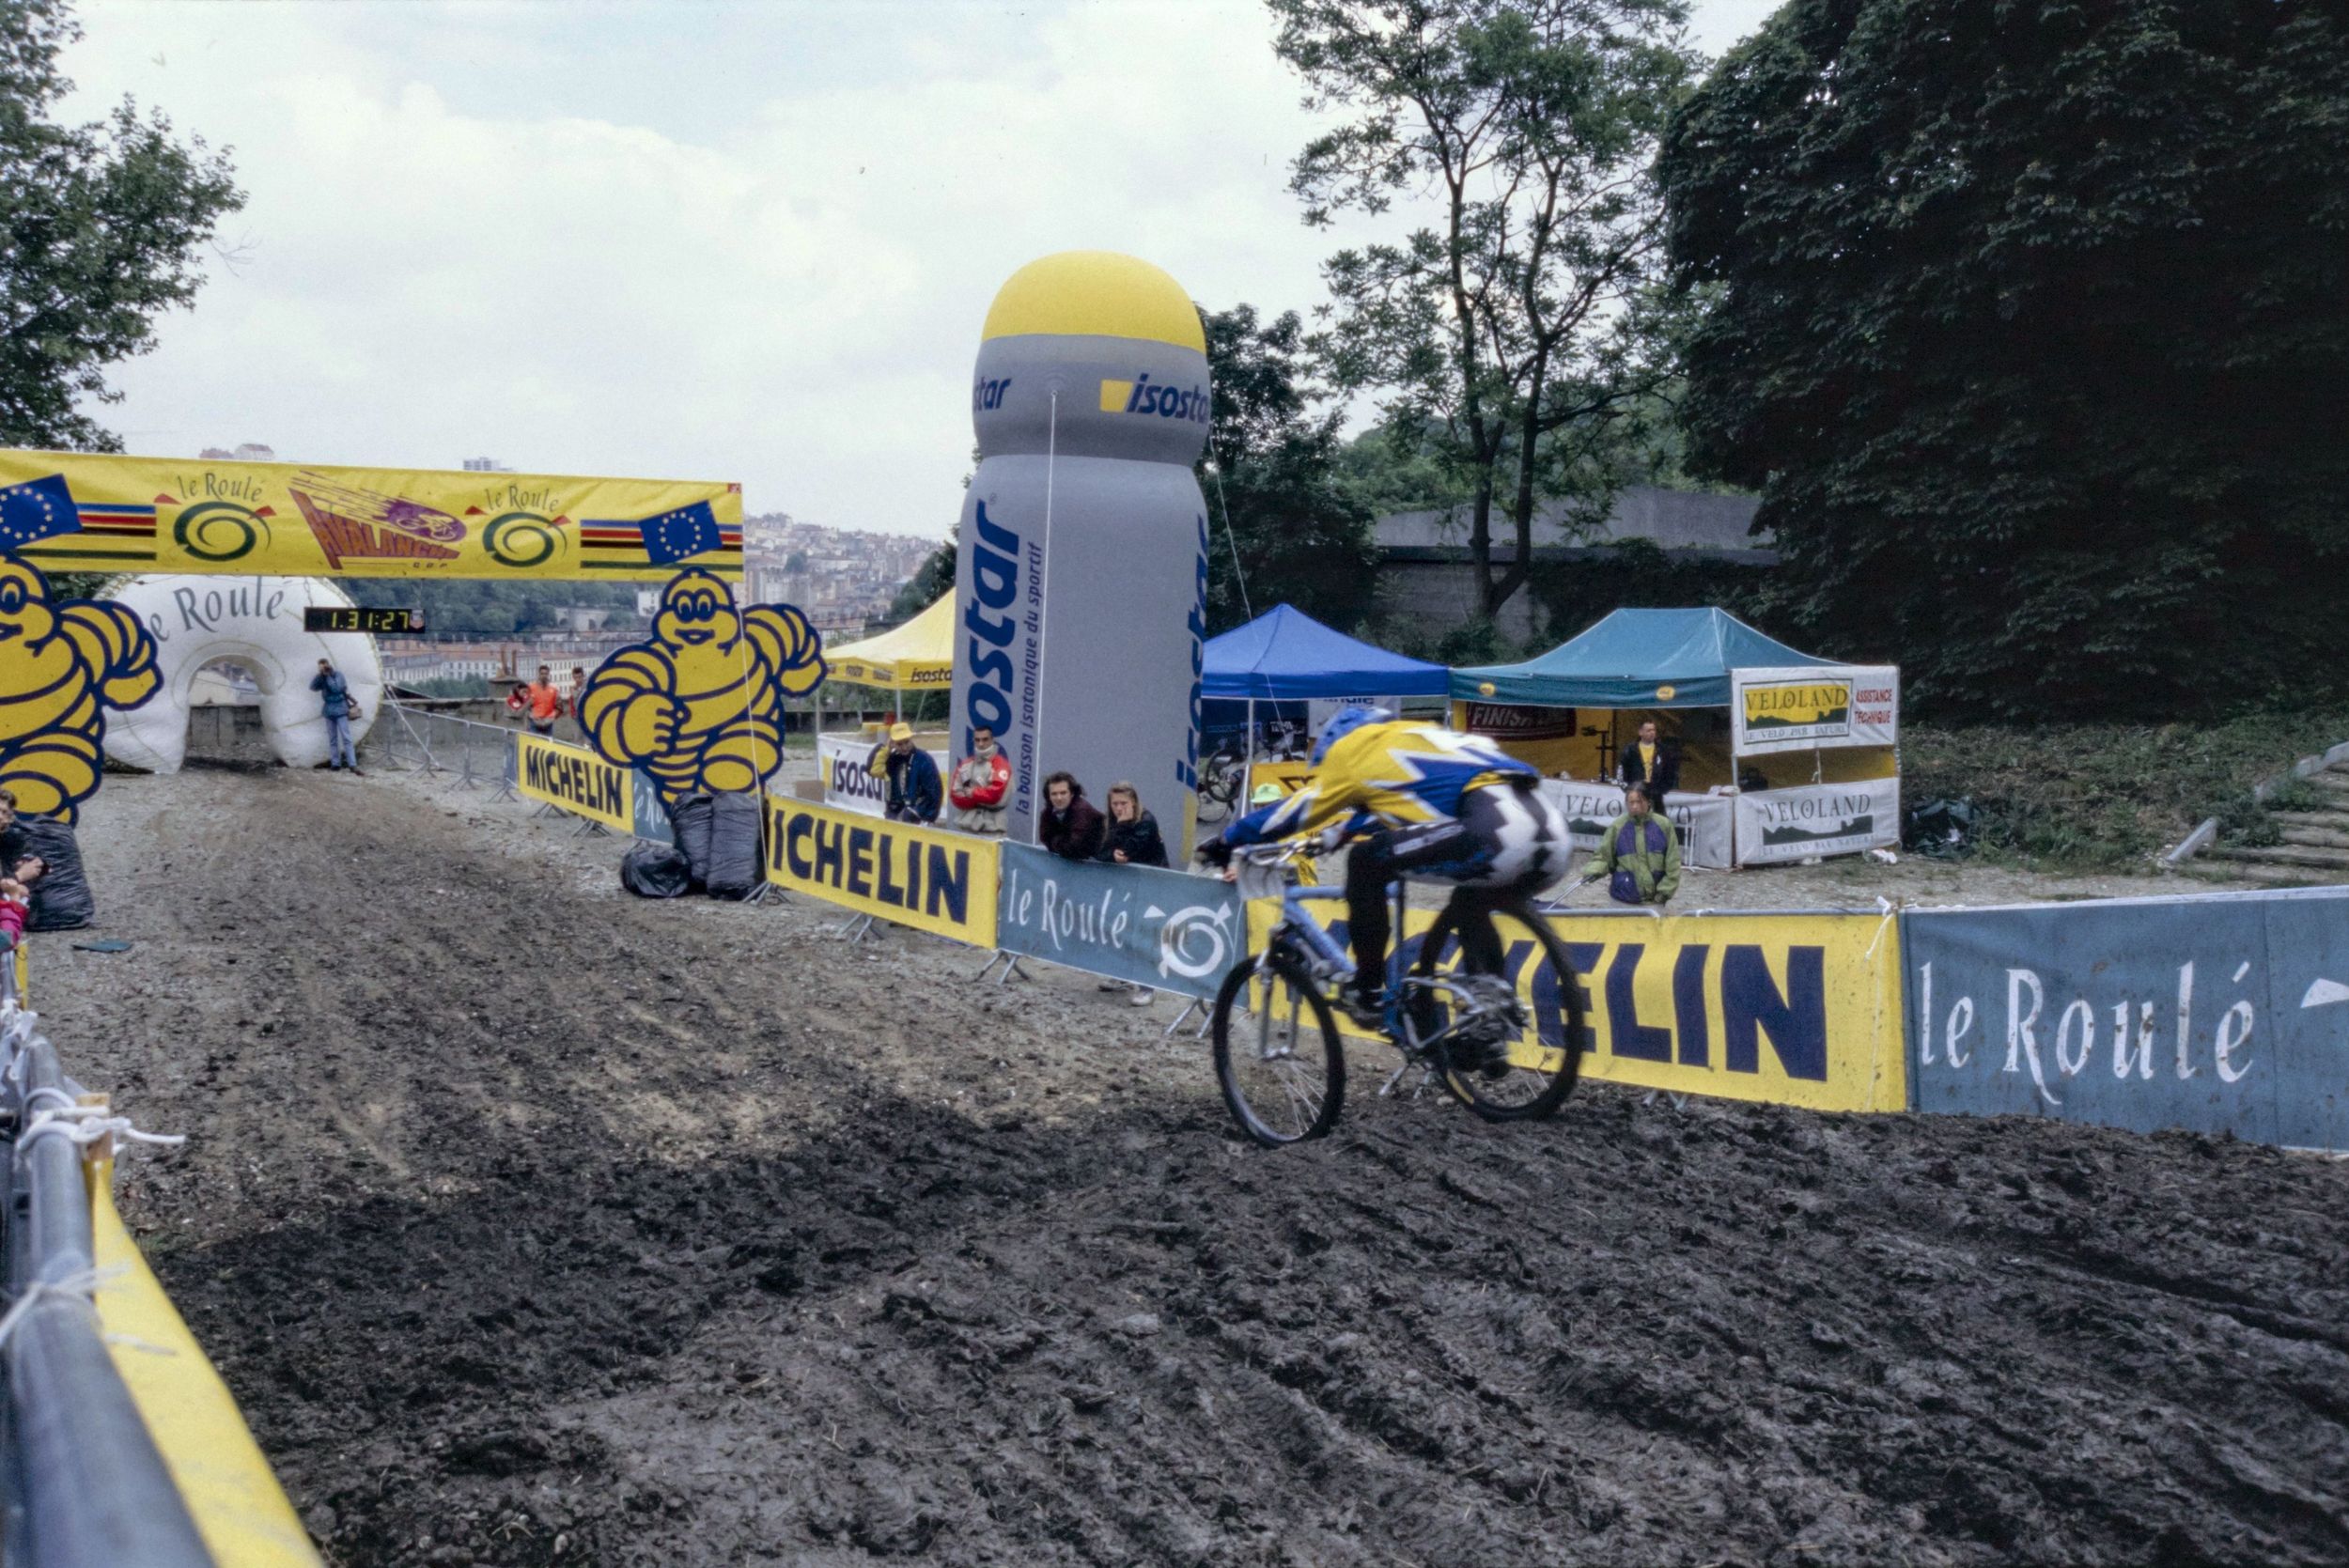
[63,0,1779,539]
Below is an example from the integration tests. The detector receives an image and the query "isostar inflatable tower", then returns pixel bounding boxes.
[950,253,1211,849]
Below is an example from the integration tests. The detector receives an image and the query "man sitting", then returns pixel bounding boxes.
[0,856,45,952]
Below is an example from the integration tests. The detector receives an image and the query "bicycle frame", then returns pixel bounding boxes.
[1246,850,1466,1053]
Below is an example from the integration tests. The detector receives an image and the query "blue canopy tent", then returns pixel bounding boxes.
[1205,603,1451,701]
[1452,607,1832,708]
[1200,606,1449,815]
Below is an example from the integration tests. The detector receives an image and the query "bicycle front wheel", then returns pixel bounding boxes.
[1211,951,1346,1146]
[1431,901,1582,1122]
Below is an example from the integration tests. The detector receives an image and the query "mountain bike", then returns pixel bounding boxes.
[1195,737,1247,823]
[1208,841,1585,1146]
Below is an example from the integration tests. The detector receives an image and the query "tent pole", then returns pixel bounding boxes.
[1246,697,1256,805]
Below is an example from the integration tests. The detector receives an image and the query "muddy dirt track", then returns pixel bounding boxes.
[34,767,2349,1566]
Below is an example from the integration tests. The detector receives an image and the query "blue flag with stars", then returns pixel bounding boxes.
[623,501,722,566]
[0,474,80,552]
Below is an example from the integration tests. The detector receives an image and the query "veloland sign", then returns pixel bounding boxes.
[517,733,630,832]
[763,796,998,946]
[1731,665,1897,755]
[1735,778,1900,862]
[1248,904,1907,1112]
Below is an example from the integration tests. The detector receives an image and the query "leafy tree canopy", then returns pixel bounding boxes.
[1,0,243,451]
[1272,0,1703,619]
[1199,303,1378,634]
[1660,0,2349,719]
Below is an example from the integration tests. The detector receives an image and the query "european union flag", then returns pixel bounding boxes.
[634,501,722,566]
[0,474,81,552]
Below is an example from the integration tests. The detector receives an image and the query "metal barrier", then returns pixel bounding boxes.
[361,704,523,799]
[1,1006,215,1567]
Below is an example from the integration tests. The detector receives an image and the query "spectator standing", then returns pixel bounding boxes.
[949,725,1011,834]
[521,665,564,737]
[566,667,587,736]
[1096,783,1168,867]
[1616,718,1680,796]
[876,722,942,824]
[1039,771,1105,861]
[1583,781,1680,906]
[310,658,363,773]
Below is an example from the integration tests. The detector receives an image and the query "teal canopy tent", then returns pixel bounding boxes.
[1453,608,1832,708]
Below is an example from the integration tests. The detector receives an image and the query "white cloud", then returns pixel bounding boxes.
[59,0,1774,537]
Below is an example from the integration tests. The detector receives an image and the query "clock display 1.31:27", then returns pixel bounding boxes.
[303,607,425,634]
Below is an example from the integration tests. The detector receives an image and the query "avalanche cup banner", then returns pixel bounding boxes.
[1731,665,1897,756]
[517,733,631,832]
[764,796,999,946]
[996,844,1243,999]
[0,450,743,582]
[1246,903,1906,1111]
[1735,777,1900,862]
[1538,780,1735,871]
[1905,888,2349,1150]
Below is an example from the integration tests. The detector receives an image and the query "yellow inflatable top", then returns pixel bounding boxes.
[980,251,1205,352]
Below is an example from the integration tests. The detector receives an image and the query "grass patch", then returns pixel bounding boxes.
[1902,709,2349,871]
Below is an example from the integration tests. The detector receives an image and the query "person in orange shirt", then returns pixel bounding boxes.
[521,664,564,737]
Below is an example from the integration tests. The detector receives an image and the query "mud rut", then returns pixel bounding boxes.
[38,769,2349,1567]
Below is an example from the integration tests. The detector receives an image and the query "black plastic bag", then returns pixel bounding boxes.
[704,791,763,899]
[7,816,97,932]
[665,793,716,888]
[620,844,694,899]
[1903,796,1977,859]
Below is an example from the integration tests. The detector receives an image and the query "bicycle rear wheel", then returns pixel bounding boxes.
[1424,900,1582,1122]
[1211,950,1346,1146]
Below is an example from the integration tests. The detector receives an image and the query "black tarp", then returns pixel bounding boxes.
[0,816,97,932]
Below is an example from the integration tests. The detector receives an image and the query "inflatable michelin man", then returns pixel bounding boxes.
[0,557,161,822]
[580,569,825,798]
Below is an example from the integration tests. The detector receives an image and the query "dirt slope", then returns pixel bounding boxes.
[32,767,2349,1567]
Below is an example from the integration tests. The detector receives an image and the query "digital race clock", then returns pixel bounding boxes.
[303,606,425,633]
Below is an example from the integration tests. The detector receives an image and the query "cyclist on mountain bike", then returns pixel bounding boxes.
[1199,706,1570,1023]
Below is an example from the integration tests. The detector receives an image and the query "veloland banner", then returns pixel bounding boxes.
[1540,780,1735,871]
[1247,903,1906,1111]
[517,733,631,831]
[1905,888,2349,1150]
[996,844,1243,999]
[1735,778,1900,863]
[0,450,742,582]
[763,796,998,946]
[1731,665,1897,756]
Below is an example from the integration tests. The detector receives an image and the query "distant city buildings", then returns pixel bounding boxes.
[462,457,512,473]
[199,442,277,463]
[741,513,940,629]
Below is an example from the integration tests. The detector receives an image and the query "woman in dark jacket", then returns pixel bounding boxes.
[1040,770,1106,861]
[1096,782,1168,867]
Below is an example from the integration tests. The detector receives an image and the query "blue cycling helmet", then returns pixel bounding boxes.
[1311,704,1391,766]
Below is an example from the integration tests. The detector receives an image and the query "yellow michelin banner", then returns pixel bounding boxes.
[517,734,632,832]
[89,1160,323,1567]
[1248,904,1906,1113]
[764,796,999,948]
[0,450,741,582]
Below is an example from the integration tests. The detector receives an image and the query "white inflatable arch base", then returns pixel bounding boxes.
[102,576,386,773]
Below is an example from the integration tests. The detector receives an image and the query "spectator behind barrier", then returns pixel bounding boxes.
[1097,782,1168,868]
[1616,718,1680,795]
[1584,780,1680,906]
[868,722,942,824]
[0,856,45,951]
[949,724,1011,834]
[311,657,364,774]
[522,664,564,737]
[1040,771,1105,861]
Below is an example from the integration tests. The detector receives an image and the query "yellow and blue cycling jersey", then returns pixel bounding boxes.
[1221,721,1538,846]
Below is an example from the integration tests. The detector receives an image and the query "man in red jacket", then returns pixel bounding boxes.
[949,724,1012,834]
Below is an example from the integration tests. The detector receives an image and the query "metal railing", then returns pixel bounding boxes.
[0,1005,215,1567]
[359,703,528,796]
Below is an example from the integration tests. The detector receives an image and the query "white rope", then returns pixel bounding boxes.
[1862,895,1899,960]
[19,1085,75,1114]
[17,1105,186,1154]
[0,1268,120,1351]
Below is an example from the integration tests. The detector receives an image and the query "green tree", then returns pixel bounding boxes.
[1,0,243,453]
[1660,0,2349,719]
[1271,0,1703,622]
[1199,303,1378,634]
[885,536,955,624]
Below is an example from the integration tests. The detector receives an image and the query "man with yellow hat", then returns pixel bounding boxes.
[866,721,942,825]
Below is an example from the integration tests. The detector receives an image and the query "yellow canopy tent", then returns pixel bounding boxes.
[826,594,954,690]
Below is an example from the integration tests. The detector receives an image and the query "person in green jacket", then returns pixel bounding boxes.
[1584,782,1680,906]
